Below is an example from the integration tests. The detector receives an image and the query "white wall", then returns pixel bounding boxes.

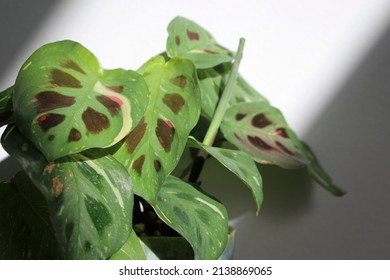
[1,0,390,259]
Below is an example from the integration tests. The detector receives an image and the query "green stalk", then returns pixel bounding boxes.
[188,38,245,183]
[202,38,245,146]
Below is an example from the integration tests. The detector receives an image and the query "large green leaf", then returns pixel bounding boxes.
[302,142,346,196]
[13,40,148,161]
[221,102,309,169]
[0,86,14,127]
[109,230,146,260]
[112,56,200,205]
[198,63,269,119]
[166,16,233,69]
[1,125,134,259]
[0,171,59,259]
[187,137,263,214]
[154,176,228,260]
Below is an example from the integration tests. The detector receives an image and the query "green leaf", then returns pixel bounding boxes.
[0,171,59,259]
[302,142,346,196]
[1,125,134,259]
[112,56,200,205]
[0,86,14,127]
[109,230,146,260]
[13,40,148,161]
[166,16,233,69]
[154,176,228,260]
[221,102,309,169]
[140,236,194,260]
[187,136,263,214]
[198,63,269,119]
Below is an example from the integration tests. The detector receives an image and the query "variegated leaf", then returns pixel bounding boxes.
[112,56,200,205]
[187,137,263,214]
[13,40,148,161]
[0,171,59,259]
[221,102,309,169]
[198,63,269,119]
[1,125,134,259]
[0,85,14,127]
[166,16,233,69]
[109,230,146,260]
[302,142,346,196]
[154,176,228,260]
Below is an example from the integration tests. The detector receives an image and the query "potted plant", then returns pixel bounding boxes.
[0,16,344,260]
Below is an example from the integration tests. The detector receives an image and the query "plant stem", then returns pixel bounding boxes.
[202,37,245,147]
[188,38,245,183]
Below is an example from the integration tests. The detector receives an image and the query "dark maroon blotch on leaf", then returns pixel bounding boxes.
[252,113,272,129]
[275,128,289,138]
[36,113,65,132]
[154,160,162,172]
[235,113,246,121]
[106,85,124,93]
[82,107,109,134]
[96,95,121,116]
[163,93,185,115]
[175,35,181,46]
[247,135,274,150]
[132,155,145,176]
[275,141,294,155]
[187,30,199,40]
[125,117,147,153]
[35,91,75,113]
[50,69,82,88]
[156,119,175,152]
[68,128,82,142]
[61,60,86,74]
[170,75,187,88]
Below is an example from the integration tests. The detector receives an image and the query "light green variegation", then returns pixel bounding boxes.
[0,86,14,127]
[110,230,146,260]
[221,101,309,169]
[167,16,233,69]
[1,125,134,259]
[154,176,228,260]
[187,137,263,214]
[13,40,148,161]
[0,171,59,259]
[112,56,200,205]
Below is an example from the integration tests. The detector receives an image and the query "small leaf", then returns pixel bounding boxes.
[154,176,228,260]
[302,142,346,196]
[187,136,263,214]
[109,230,146,260]
[0,86,14,127]
[112,56,200,205]
[198,63,269,119]
[13,40,148,161]
[167,16,233,69]
[221,102,309,169]
[0,171,59,259]
[1,125,134,259]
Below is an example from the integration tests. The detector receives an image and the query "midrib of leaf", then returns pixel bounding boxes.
[10,177,55,236]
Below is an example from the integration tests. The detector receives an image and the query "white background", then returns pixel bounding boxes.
[1,0,390,259]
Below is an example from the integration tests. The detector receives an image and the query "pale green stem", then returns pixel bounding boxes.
[202,38,245,147]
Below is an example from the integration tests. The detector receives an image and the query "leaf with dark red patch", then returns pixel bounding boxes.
[13,40,148,161]
[166,16,233,69]
[221,102,309,169]
[112,56,200,205]
[1,126,134,259]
